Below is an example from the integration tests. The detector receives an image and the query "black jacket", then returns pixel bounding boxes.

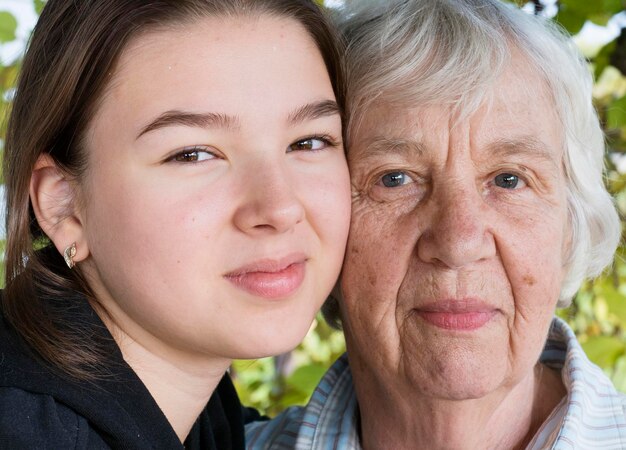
[0,292,251,449]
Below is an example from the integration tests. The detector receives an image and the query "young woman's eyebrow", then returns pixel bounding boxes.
[136,100,339,140]
[287,99,340,125]
[136,110,240,139]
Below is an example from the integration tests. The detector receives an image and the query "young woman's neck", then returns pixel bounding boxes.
[356,363,565,450]
[92,300,231,442]
[120,336,230,442]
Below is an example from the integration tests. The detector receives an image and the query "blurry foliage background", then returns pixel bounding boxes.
[0,0,623,417]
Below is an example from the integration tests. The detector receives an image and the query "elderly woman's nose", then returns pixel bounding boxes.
[417,184,496,269]
[233,163,305,234]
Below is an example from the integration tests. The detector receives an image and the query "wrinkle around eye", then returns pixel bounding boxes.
[367,172,427,204]
[377,171,415,188]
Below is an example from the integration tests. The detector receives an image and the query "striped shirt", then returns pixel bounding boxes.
[246,317,626,449]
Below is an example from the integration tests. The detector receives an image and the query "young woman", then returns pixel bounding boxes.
[0,1,350,448]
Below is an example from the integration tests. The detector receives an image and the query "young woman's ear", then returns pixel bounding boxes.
[30,154,89,265]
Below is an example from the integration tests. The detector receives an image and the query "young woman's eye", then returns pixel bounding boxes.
[378,171,414,188]
[169,146,216,163]
[288,136,336,152]
[494,173,526,189]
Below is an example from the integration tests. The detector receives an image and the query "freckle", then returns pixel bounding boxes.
[191,217,195,222]
[351,247,360,255]
[523,275,536,286]
[177,260,181,264]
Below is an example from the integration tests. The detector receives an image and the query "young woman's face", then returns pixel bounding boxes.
[78,15,350,362]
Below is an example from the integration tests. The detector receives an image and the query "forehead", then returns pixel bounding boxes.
[93,14,331,127]
[350,56,564,162]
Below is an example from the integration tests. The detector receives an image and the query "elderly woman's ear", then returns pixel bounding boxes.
[29,154,89,264]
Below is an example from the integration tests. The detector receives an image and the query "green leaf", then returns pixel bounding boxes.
[560,0,604,15]
[602,0,625,16]
[285,364,326,394]
[34,0,47,15]
[610,356,626,392]
[588,13,613,27]
[594,40,618,79]
[555,8,587,35]
[277,389,310,408]
[602,282,626,323]
[582,335,626,367]
[0,12,17,43]
[607,95,626,130]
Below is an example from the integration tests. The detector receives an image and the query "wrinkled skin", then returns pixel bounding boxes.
[341,58,568,449]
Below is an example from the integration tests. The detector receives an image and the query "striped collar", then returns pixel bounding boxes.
[246,317,626,449]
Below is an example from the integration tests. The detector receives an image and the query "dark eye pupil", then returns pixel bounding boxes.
[382,172,405,188]
[495,173,518,189]
[293,140,313,151]
[176,151,198,162]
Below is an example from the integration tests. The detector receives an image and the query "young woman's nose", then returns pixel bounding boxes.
[233,162,305,234]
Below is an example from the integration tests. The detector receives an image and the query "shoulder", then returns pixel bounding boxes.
[544,317,626,447]
[0,386,109,449]
[0,298,111,449]
[246,353,360,450]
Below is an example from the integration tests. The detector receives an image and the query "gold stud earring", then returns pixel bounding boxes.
[63,243,77,269]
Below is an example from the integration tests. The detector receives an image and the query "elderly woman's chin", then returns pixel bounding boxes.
[404,298,562,401]
[399,316,541,401]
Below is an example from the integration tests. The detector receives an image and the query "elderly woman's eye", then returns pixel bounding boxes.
[379,171,413,188]
[494,173,525,189]
[170,146,216,163]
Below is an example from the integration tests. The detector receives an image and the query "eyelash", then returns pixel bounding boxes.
[376,170,416,188]
[166,145,217,163]
[489,170,529,191]
[288,134,341,152]
[165,133,340,165]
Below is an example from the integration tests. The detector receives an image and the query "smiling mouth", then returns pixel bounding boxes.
[224,254,307,300]
[415,299,498,331]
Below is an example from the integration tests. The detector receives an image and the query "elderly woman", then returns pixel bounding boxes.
[246,0,625,448]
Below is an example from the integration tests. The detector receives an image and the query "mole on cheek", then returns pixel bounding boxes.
[522,274,536,286]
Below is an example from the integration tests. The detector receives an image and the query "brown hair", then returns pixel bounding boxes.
[3,0,345,379]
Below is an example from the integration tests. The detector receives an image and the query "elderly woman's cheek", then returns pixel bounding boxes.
[341,195,428,366]
[493,200,567,364]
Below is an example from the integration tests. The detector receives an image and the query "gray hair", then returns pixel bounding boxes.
[326,0,621,324]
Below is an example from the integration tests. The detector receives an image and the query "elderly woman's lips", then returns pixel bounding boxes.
[415,300,497,331]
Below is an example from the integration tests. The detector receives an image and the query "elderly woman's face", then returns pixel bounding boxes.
[341,61,568,400]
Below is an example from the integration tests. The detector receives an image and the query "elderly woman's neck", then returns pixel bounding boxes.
[355,363,565,450]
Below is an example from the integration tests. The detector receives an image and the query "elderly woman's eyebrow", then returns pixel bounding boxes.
[358,136,426,158]
[486,137,560,166]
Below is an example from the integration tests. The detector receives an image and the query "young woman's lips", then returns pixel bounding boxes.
[415,300,497,331]
[224,255,306,299]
